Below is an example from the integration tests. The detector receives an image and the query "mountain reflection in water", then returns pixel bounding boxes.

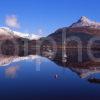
[0,52,100,100]
[1,52,100,82]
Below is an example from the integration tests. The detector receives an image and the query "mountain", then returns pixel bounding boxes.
[0,27,41,40]
[47,16,100,45]
[39,16,100,61]
[70,16,100,29]
[0,27,41,56]
[1,16,100,57]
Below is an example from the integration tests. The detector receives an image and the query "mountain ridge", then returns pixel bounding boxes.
[0,27,41,40]
[70,16,100,29]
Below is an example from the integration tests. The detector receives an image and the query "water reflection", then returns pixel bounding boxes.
[0,54,100,99]
[0,55,39,66]
[5,65,19,78]
[0,52,100,83]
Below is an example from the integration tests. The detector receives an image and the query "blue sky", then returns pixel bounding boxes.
[0,0,100,36]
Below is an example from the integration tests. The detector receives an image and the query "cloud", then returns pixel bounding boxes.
[5,15,20,28]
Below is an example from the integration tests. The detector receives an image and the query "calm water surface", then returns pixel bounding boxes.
[0,56,100,100]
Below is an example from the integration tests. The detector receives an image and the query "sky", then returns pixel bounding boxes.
[0,0,100,36]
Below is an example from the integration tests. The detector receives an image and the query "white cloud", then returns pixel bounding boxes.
[5,15,20,28]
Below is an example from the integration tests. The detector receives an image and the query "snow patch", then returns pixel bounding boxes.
[0,27,41,40]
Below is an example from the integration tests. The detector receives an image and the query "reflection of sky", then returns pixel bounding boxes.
[0,56,100,99]
[5,65,19,78]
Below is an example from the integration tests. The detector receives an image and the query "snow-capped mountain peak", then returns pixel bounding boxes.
[79,16,90,22]
[70,16,100,29]
[13,31,41,40]
[0,27,41,40]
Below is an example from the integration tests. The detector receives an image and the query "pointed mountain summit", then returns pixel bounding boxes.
[48,16,100,47]
[70,16,100,29]
[78,16,91,22]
